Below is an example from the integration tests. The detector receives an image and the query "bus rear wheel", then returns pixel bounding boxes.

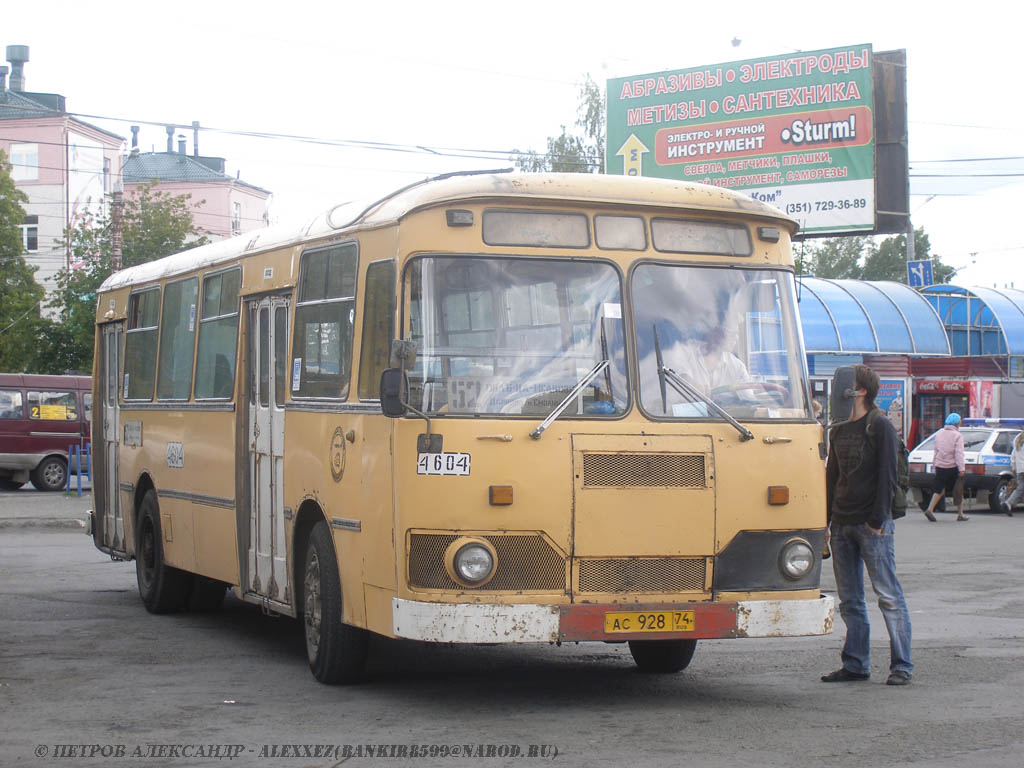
[302,520,368,684]
[135,490,190,613]
[628,639,697,673]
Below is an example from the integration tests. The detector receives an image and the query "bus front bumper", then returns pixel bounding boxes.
[392,595,834,643]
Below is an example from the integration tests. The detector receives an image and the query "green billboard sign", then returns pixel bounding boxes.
[607,44,875,235]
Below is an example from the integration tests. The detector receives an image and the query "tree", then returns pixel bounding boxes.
[512,74,605,173]
[45,183,208,373]
[0,150,45,372]
[798,227,957,285]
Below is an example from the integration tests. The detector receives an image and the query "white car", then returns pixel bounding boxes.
[908,420,1021,513]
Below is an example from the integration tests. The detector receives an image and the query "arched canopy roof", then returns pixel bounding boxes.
[798,278,950,356]
[919,284,1024,356]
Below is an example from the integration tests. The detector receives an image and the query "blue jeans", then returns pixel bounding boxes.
[830,519,913,677]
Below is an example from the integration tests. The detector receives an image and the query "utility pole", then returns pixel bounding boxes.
[111,185,124,273]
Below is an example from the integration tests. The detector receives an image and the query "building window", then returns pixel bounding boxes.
[10,143,39,181]
[231,202,241,236]
[20,215,38,253]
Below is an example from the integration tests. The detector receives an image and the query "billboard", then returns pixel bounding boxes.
[607,45,883,236]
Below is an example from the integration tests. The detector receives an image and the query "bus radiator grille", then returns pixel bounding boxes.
[582,453,706,487]
[578,557,707,593]
[408,533,566,591]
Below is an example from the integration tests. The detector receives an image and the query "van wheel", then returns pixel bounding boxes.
[989,478,1011,513]
[628,639,697,673]
[135,490,189,613]
[0,478,25,491]
[302,520,368,684]
[30,456,67,491]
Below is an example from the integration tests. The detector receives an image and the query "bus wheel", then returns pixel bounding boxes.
[302,520,368,684]
[0,478,25,491]
[187,576,227,612]
[135,490,189,613]
[628,639,697,673]
[30,456,67,491]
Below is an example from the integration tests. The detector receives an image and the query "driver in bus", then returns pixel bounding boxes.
[675,318,752,398]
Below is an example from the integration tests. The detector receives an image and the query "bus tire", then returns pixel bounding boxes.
[30,456,67,491]
[187,576,227,612]
[628,639,697,673]
[135,490,190,613]
[0,478,25,490]
[302,520,368,684]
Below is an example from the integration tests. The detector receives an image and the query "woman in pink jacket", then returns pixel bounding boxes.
[923,413,968,522]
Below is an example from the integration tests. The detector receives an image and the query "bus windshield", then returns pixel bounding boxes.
[406,255,629,417]
[633,264,810,420]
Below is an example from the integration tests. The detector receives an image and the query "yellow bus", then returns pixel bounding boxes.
[89,171,833,683]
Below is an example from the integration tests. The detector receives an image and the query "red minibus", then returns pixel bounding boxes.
[0,374,91,491]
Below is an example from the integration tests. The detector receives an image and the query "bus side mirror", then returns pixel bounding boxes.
[380,368,409,418]
[830,366,857,425]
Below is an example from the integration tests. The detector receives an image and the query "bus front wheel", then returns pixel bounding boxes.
[628,639,697,673]
[302,520,368,684]
[135,490,190,613]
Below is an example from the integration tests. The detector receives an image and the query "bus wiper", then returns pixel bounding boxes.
[658,364,755,442]
[530,360,610,440]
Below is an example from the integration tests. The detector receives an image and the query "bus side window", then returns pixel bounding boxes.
[358,260,396,400]
[292,243,358,399]
[124,287,161,401]
[195,268,241,400]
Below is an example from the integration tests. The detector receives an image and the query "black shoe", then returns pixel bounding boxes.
[886,671,911,686]
[924,510,937,522]
[1004,502,1014,517]
[821,668,870,682]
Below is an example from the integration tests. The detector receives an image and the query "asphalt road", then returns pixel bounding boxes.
[2,490,1023,767]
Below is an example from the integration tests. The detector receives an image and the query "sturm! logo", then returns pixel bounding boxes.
[781,114,857,146]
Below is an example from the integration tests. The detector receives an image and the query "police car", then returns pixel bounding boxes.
[908,418,1022,512]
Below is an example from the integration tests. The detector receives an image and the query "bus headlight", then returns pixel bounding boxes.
[778,538,814,580]
[444,537,497,587]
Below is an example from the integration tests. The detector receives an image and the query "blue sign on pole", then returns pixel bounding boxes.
[907,259,933,288]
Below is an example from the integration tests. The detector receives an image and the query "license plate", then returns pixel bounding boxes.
[604,610,695,634]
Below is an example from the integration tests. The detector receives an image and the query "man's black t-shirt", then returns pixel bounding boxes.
[826,409,898,529]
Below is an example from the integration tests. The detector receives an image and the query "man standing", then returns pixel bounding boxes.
[822,365,913,686]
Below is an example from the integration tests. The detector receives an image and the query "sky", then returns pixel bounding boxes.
[5,0,1021,288]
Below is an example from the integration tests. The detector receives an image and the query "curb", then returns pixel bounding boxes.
[0,517,88,531]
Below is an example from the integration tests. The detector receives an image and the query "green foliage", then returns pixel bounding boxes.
[47,182,208,373]
[513,74,606,173]
[0,150,46,372]
[798,227,956,284]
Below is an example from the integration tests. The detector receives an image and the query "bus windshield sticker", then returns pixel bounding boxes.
[416,452,471,476]
[603,302,622,319]
[188,303,196,332]
[292,358,302,391]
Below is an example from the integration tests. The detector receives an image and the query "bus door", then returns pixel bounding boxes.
[246,296,290,604]
[100,323,124,552]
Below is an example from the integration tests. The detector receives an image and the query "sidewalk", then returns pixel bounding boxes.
[0,486,92,530]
